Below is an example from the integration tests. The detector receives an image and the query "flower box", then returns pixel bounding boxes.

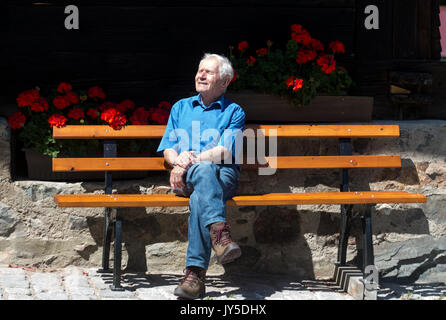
[225,92,373,123]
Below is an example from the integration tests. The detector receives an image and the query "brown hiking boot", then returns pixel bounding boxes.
[210,222,242,264]
[173,266,206,299]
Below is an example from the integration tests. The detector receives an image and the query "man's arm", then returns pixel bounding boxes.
[163,148,179,170]
[195,145,231,163]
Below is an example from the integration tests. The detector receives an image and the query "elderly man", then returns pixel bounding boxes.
[157,53,245,299]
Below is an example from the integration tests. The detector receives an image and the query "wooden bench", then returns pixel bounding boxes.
[52,124,426,291]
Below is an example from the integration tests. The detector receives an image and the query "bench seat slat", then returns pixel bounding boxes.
[54,191,426,207]
[53,125,400,139]
[52,155,402,171]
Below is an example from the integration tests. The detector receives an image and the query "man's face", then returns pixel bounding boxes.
[195,58,227,98]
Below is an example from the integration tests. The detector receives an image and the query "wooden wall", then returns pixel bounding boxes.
[0,0,356,113]
[0,0,443,119]
[353,0,444,119]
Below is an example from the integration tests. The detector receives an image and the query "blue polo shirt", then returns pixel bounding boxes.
[157,94,245,164]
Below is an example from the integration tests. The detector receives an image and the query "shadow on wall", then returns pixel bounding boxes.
[76,132,428,280]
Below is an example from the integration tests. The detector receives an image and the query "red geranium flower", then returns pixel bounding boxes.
[317,55,336,74]
[310,39,324,52]
[150,108,169,125]
[290,24,311,46]
[88,86,106,100]
[16,89,40,107]
[57,82,72,94]
[329,40,345,54]
[296,48,317,64]
[256,48,268,56]
[53,95,71,110]
[237,41,249,52]
[101,108,127,130]
[65,91,79,105]
[48,114,68,128]
[157,101,172,111]
[285,76,295,88]
[67,107,85,120]
[129,107,151,125]
[293,78,303,92]
[116,99,135,113]
[87,108,99,119]
[246,56,256,66]
[8,112,26,130]
[30,97,49,113]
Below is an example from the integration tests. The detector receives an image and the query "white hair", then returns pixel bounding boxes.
[200,53,234,83]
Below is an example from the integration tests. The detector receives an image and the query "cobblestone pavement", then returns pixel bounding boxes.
[0,265,444,300]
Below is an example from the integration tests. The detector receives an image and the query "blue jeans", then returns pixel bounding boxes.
[183,161,240,269]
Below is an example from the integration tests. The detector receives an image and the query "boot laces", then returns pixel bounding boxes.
[214,223,233,246]
[180,267,201,285]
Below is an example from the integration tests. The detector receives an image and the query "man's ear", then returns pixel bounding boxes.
[221,78,231,89]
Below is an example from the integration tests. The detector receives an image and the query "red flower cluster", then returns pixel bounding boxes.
[290,24,345,75]
[291,24,311,46]
[286,77,304,92]
[317,55,336,74]
[129,107,151,125]
[296,48,317,64]
[237,41,249,52]
[329,40,345,54]
[100,108,127,130]
[53,82,79,110]
[310,39,324,52]
[246,56,256,66]
[157,101,172,111]
[116,99,135,113]
[57,82,72,94]
[48,114,68,128]
[88,86,106,100]
[256,48,268,56]
[67,107,85,120]
[229,24,352,108]
[9,82,176,158]
[7,111,26,130]
[16,89,49,113]
[128,101,171,125]
[53,95,72,110]
[9,82,173,132]
[87,108,99,119]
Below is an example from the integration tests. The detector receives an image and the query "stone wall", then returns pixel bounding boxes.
[0,117,445,284]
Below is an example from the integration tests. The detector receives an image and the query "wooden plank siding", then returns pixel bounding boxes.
[0,1,443,120]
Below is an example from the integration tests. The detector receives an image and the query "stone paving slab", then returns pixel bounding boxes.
[0,265,444,300]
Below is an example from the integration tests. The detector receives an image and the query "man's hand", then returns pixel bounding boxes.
[170,165,187,190]
[173,151,197,169]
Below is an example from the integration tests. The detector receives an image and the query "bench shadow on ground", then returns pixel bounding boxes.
[96,270,349,300]
[378,282,446,300]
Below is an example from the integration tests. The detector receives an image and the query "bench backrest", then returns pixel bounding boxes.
[52,124,401,172]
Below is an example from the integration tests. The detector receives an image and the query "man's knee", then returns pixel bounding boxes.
[190,161,218,177]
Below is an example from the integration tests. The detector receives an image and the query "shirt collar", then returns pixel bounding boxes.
[193,93,226,111]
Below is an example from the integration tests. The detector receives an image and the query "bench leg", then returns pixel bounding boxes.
[98,208,113,273]
[361,205,375,271]
[111,210,124,291]
[337,204,352,266]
